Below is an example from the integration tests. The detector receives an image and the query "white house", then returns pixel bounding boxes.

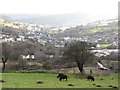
[16,36,25,41]
[44,52,55,58]
[2,37,15,42]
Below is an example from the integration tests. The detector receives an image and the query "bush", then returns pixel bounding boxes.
[6,61,29,70]
[17,70,47,73]
[2,70,16,73]
[42,62,52,70]
[3,70,47,73]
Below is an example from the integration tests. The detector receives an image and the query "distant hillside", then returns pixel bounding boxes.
[1,14,45,20]
[11,13,103,26]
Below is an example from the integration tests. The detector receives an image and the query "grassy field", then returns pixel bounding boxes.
[1,73,119,88]
[100,44,112,48]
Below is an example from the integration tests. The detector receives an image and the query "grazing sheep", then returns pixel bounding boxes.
[86,75,95,81]
[57,73,68,81]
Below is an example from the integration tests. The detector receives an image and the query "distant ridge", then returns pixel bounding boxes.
[1,13,117,26]
[6,13,101,26]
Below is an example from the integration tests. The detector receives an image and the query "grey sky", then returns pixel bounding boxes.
[0,0,119,18]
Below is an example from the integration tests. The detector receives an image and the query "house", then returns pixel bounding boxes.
[21,52,35,60]
[55,44,64,48]
[2,33,15,42]
[4,37,15,42]
[16,36,25,42]
[44,52,55,58]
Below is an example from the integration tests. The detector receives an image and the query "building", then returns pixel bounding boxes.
[21,52,35,60]
[44,52,55,58]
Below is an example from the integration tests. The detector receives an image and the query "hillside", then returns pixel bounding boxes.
[53,19,118,48]
[11,13,104,26]
[0,15,118,49]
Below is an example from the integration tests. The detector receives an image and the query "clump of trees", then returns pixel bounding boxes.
[1,42,40,71]
[1,41,60,71]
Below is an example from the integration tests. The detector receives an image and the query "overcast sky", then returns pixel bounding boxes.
[0,0,119,18]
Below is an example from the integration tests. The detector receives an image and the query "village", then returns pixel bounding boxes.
[0,17,118,60]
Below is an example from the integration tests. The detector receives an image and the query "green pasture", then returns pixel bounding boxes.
[1,73,119,88]
[90,29,103,33]
[100,44,112,48]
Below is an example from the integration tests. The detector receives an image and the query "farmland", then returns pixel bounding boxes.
[1,73,119,88]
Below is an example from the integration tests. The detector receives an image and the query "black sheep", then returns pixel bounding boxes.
[86,75,95,81]
[57,73,68,81]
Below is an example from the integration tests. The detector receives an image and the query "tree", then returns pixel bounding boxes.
[63,41,95,74]
[2,43,13,71]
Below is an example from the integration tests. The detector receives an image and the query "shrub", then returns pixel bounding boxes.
[42,62,52,70]
[3,70,47,73]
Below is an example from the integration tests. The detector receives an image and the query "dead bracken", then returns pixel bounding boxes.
[37,81,43,84]
[68,84,74,86]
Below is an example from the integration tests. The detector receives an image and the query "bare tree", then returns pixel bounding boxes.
[63,41,95,74]
[2,43,13,71]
